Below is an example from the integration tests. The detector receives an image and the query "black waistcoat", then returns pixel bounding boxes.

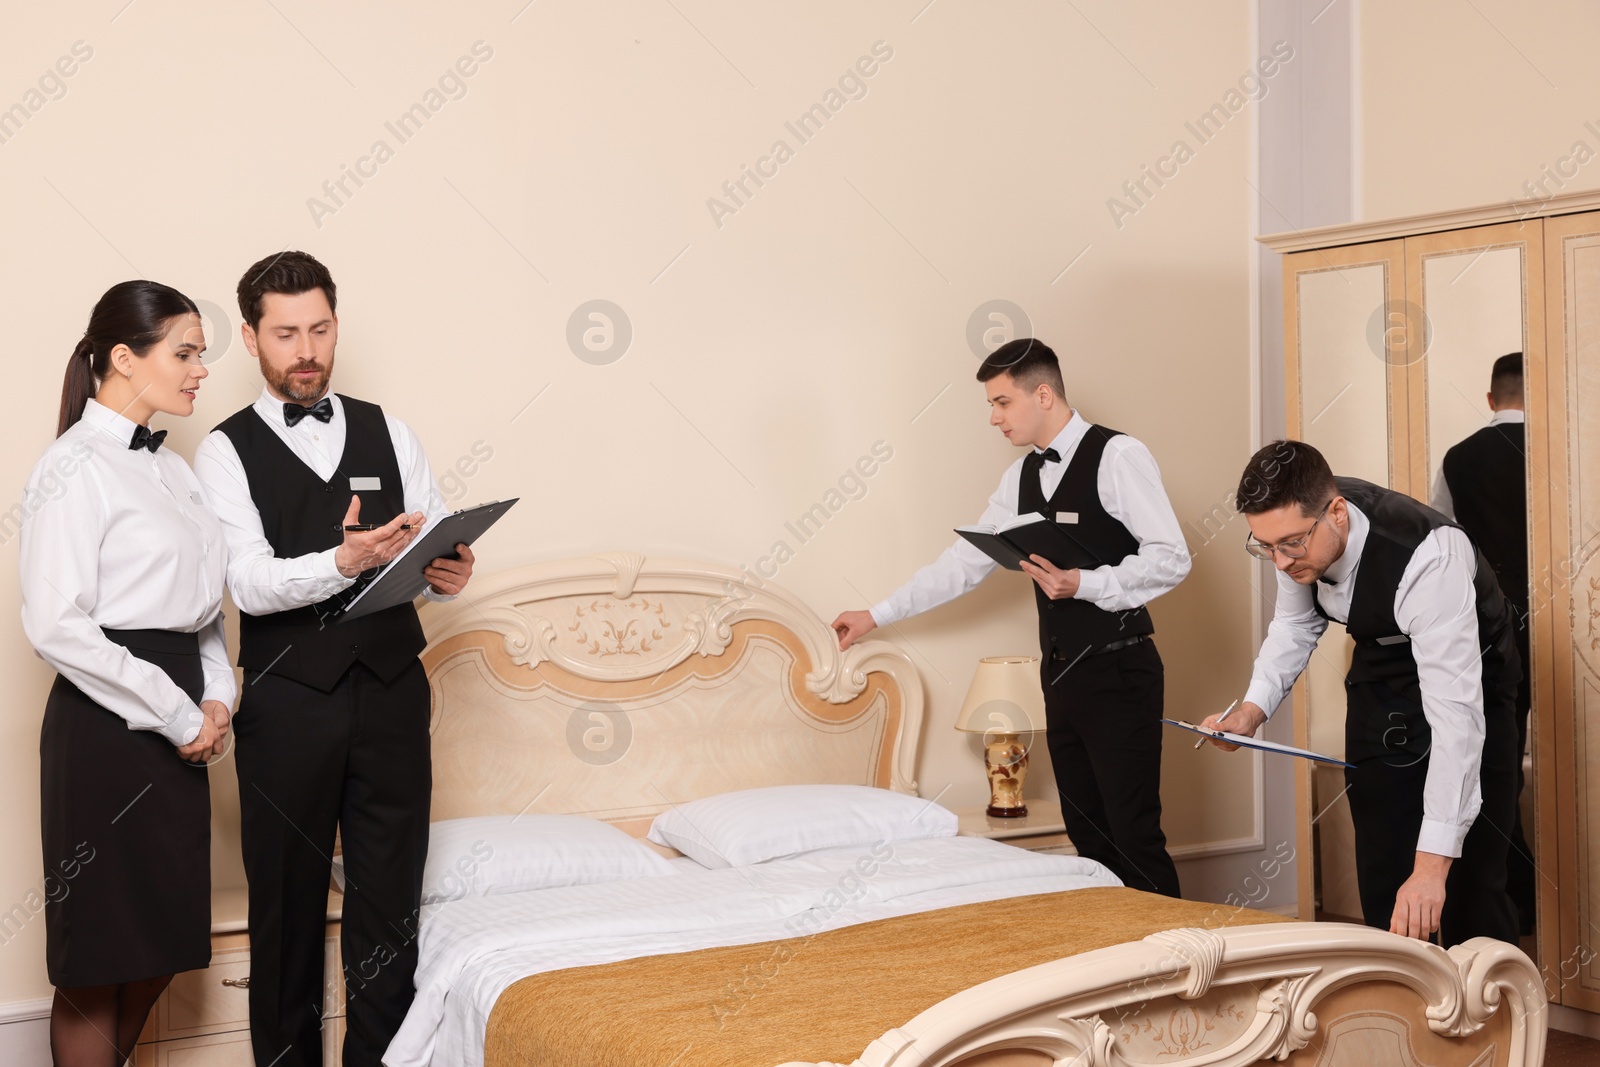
[1313,477,1519,763]
[1441,422,1528,610]
[1018,424,1155,663]
[216,395,427,692]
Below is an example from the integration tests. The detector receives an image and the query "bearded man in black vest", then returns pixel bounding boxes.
[194,251,474,1067]
[833,339,1191,897]
[1202,441,1520,946]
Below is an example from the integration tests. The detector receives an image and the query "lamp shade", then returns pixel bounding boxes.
[954,656,1046,734]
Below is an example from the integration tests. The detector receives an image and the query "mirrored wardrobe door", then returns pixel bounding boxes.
[1284,238,1406,922]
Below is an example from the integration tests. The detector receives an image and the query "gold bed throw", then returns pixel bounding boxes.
[484,886,1293,1067]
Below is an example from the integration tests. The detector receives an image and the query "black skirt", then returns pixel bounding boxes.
[39,628,212,988]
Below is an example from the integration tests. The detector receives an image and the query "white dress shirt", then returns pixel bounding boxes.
[1430,409,1525,520]
[870,413,1191,626]
[19,400,234,745]
[192,388,454,617]
[1243,502,1490,857]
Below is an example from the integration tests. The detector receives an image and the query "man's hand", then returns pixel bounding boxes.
[1019,555,1081,600]
[201,699,231,759]
[333,496,424,577]
[425,543,475,596]
[1391,852,1451,940]
[176,708,221,763]
[831,610,877,650]
[1198,701,1269,752]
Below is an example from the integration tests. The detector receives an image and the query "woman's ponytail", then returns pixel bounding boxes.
[57,336,99,436]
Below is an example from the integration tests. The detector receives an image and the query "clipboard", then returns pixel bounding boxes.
[334,498,519,622]
[1162,718,1355,768]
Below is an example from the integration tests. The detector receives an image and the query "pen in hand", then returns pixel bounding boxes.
[335,523,413,532]
[1194,699,1240,750]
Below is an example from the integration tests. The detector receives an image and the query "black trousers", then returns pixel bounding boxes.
[1040,639,1181,897]
[1343,674,1521,947]
[235,659,431,1067]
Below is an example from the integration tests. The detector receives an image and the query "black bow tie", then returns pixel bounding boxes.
[283,398,334,427]
[1025,447,1061,468]
[128,425,166,453]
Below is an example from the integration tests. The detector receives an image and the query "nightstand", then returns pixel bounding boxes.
[132,886,345,1065]
[956,798,1076,855]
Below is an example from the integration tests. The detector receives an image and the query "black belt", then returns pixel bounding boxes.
[101,627,201,656]
[1090,634,1149,656]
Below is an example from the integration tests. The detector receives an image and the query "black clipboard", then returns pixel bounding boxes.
[334,498,518,622]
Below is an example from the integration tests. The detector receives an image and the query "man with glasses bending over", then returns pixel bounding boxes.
[1200,441,1521,946]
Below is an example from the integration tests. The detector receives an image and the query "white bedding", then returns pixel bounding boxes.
[384,835,1120,1067]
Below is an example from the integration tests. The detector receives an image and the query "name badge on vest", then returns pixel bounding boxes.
[1056,512,1079,524]
[349,477,382,491]
[1376,634,1410,646]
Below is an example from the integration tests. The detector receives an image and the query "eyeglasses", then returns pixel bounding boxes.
[1245,500,1331,561]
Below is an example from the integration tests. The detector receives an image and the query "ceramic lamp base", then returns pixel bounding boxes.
[983,732,1029,818]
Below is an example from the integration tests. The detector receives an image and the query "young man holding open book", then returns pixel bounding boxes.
[832,339,1191,896]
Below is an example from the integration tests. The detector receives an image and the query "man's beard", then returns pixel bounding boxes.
[264,356,333,402]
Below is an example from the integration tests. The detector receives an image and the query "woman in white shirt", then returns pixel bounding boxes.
[20,281,235,1067]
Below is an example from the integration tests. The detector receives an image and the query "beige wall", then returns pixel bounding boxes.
[1361,0,1600,221]
[0,2,1264,1005]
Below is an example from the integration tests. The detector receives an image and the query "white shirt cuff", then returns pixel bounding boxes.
[1416,818,1470,859]
[201,681,236,707]
[1073,567,1107,602]
[159,703,205,746]
[315,547,358,592]
[1243,681,1282,719]
[868,602,896,628]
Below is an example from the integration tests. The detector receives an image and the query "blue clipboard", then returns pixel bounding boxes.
[1163,718,1355,768]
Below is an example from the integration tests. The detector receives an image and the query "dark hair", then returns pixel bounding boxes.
[1236,440,1336,517]
[1490,351,1523,405]
[975,338,1066,399]
[59,280,199,436]
[237,250,337,329]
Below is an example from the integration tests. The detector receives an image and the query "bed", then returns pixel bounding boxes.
[384,552,1547,1067]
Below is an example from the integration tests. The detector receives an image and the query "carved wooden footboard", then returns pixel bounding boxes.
[782,922,1544,1067]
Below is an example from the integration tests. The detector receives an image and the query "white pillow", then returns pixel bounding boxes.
[334,814,676,903]
[646,785,958,868]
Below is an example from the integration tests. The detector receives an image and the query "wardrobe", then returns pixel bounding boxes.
[1263,190,1600,1010]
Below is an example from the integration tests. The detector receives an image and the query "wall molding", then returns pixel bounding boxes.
[0,997,50,1025]
[0,997,52,1067]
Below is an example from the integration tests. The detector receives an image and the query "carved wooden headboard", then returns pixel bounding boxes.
[417,553,926,837]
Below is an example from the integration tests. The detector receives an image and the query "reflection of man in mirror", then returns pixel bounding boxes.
[1432,352,1533,935]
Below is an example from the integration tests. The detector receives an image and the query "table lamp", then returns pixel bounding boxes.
[954,656,1046,818]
